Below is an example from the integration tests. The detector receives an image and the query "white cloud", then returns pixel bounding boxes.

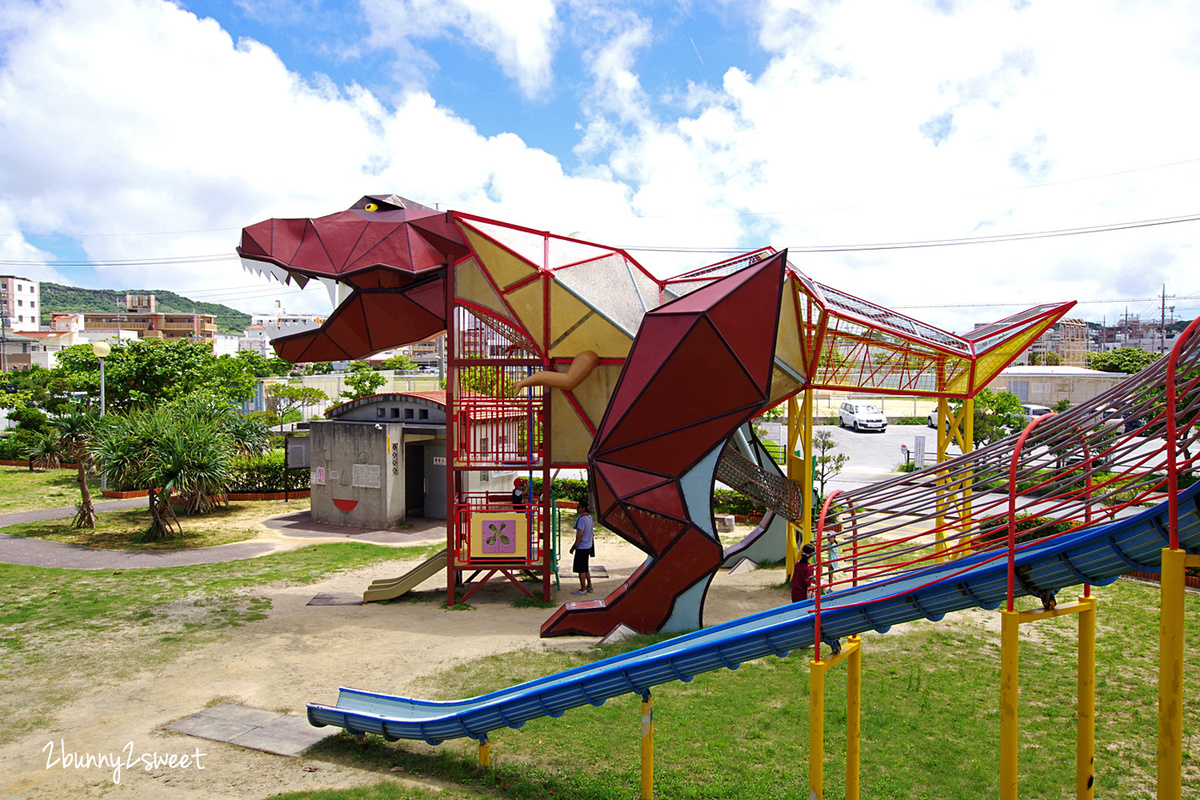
[359,0,560,98]
[4,0,1200,334]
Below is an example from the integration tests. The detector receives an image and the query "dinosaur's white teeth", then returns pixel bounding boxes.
[319,277,340,307]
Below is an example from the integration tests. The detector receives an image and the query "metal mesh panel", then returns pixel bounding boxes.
[716,443,804,523]
[553,253,650,336]
[466,219,547,267]
[455,307,538,358]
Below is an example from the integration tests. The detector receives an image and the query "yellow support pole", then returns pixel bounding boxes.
[1000,599,1098,800]
[1078,595,1096,799]
[1157,548,1186,800]
[1000,609,1020,800]
[787,396,802,577]
[809,656,825,800]
[640,690,654,800]
[478,734,491,767]
[802,387,814,547]
[847,637,861,800]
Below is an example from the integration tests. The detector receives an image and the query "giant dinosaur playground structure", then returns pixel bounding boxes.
[239,196,1198,798]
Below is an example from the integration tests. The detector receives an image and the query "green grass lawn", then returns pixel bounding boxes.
[0,542,433,746]
[0,465,100,514]
[271,580,1200,800]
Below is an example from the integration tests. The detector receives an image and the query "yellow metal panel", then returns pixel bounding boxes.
[774,278,808,383]
[462,226,538,290]
[941,355,974,395]
[455,256,515,322]
[548,281,634,359]
[765,365,803,408]
[505,280,546,352]
[548,391,596,466]
[568,363,624,433]
[969,319,1056,394]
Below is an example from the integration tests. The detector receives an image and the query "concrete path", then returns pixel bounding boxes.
[0,499,446,570]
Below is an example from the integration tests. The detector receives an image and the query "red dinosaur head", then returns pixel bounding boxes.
[237,195,468,362]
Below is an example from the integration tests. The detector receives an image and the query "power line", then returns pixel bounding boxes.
[623,211,1200,254]
[0,253,238,267]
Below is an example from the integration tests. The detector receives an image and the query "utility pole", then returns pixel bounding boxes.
[1160,284,1175,354]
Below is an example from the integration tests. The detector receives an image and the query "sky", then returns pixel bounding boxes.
[2,0,1200,335]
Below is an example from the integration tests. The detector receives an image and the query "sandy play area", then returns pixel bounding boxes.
[0,521,787,799]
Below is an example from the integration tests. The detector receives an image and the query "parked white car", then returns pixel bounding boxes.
[1019,403,1054,423]
[839,402,888,432]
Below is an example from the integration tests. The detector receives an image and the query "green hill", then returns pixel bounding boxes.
[39,284,251,334]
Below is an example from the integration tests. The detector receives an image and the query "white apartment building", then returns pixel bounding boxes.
[0,275,41,332]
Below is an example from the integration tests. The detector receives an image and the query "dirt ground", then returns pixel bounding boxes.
[0,523,786,799]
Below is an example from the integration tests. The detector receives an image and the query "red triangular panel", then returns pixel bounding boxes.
[623,507,688,553]
[597,317,763,455]
[601,502,649,552]
[702,254,784,392]
[596,462,673,501]
[596,314,699,439]
[239,221,271,257]
[288,220,337,272]
[596,408,757,475]
[623,482,687,521]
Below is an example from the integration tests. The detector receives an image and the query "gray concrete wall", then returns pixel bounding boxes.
[309,420,398,529]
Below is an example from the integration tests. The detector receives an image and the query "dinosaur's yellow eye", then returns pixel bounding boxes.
[364,202,378,211]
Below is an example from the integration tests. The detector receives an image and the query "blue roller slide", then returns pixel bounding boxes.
[308,480,1200,745]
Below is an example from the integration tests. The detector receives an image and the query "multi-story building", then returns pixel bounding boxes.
[81,294,217,345]
[0,275,41,332]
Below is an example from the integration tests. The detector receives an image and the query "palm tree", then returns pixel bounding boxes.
[91,393,271,541]
[52,410,99,528]
[21,430,63,471]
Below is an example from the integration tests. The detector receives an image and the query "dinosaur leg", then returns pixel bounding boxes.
[541,526,723,637]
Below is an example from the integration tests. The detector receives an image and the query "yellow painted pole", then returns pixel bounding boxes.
[960,397,975,541]
[802,388,814,550]
[847,637,861,800]
[809,657,825,800]
[1000,609,1019,800]
[640,690,654,800]
[1077,595,1096,799]
[787,396,801,578]
[478,734,491,767]
[1157,547,1185,800]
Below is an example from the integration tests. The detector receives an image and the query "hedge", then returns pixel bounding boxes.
[227,451,309,493]
[523,477,766,517]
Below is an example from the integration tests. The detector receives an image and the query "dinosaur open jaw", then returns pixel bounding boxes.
[238,253,353,310]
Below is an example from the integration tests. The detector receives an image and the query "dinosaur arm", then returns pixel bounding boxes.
[514,350,599,393]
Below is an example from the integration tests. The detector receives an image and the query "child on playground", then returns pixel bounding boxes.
[791,541,841,655]
[569,500,594,595]
[791,542,816,603]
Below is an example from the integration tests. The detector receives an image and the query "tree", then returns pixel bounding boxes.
[1086,347,1161,374]
[1044,351,1062,366]
[22,430,63,470]
[380,353,417,372]
[54,339,260,411]
[91,393,270,540]
[267,383,328,422]
[53,410,99,528]
[952,389,1025,448]
[340,362,386,401]
[813,430,849,502]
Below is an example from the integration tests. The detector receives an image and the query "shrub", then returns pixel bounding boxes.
[227,451,308,493]
[894,416,926,425]
[977,513,1080,548]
